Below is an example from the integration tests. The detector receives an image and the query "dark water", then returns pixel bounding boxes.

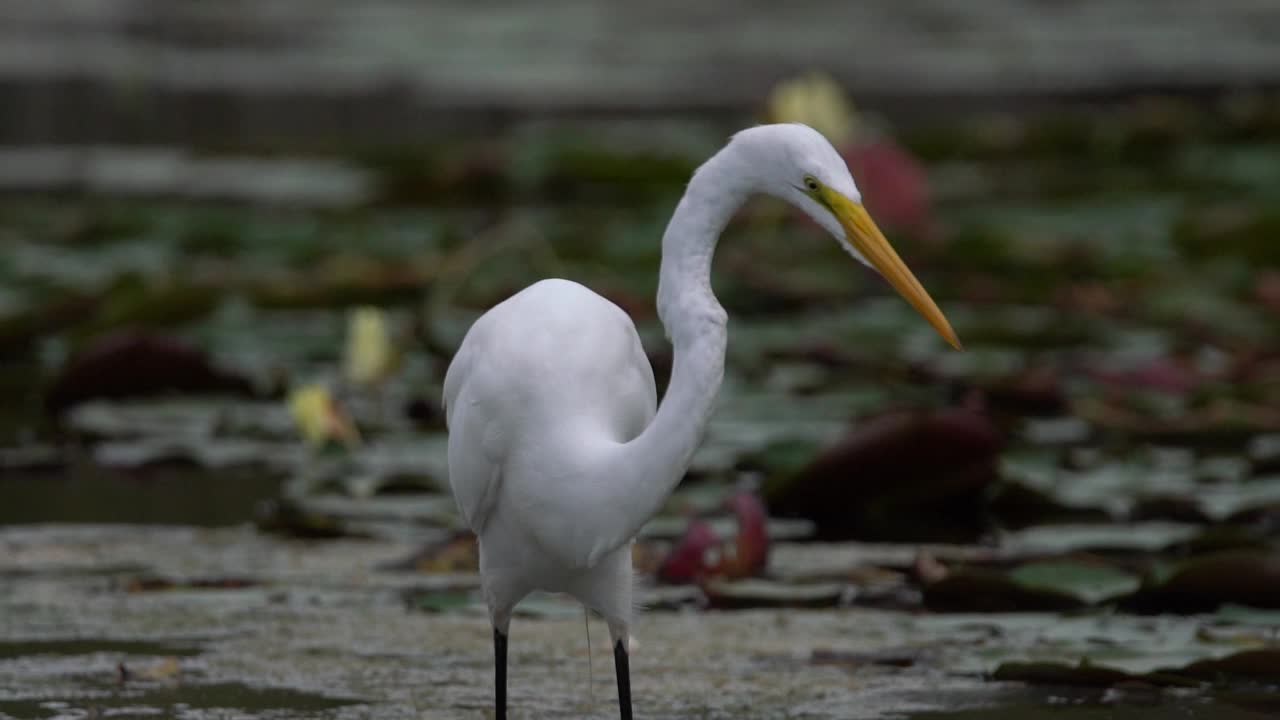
[0,639,203,659]
[910,696,1280,720]
[0,682,361,720]
[0,464,283,526]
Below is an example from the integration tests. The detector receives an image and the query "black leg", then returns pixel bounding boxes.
[614,639,632,720]
[494,627,507,720]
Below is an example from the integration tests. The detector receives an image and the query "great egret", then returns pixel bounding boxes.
[443,123,960,719]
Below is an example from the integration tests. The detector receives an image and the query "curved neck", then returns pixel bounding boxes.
[656,150,750,338]
[585,146,753,563]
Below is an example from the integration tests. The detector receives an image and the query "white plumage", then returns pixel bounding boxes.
[443,124,959,719]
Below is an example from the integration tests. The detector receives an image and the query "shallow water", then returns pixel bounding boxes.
[0,522,1275,719]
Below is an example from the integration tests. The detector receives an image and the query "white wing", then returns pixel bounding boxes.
[442,334,504,533]
[442,278,657,536]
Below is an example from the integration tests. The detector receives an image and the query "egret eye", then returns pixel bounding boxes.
[803,176,820,192]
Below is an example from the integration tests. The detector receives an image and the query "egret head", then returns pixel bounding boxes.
[731,123,961,350]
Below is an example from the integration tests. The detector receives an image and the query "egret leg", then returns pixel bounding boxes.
[494,627,508,720]
[613,638,631,720]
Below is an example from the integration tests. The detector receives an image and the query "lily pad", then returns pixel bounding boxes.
[986,481,1112,530]
[1007,560,1142,605]
[1124,549,1280,613]
[994,648,1280,689]
[47,331,255,414]
[1213,604,1280,627]
[767,408,1002,542]
[1178,649,1280,682]
[701,578,846,610]
[999,523,1200,556]
[992,659,1156,688]
[923,569,1086,613]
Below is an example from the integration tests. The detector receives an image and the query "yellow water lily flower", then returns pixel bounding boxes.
[344,306,400,387]
[288,383,361,448]
[766,71,858,146]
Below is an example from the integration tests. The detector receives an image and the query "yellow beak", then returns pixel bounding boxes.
[819,186,962,350]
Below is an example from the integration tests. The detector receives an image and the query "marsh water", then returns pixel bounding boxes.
[2,501,1277,718]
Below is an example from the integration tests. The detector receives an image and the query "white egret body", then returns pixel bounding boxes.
[443,123,960,718]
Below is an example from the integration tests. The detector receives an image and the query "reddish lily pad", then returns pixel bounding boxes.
[923,569,1086,613]
[46,331,254,414]
[1124,550,1280,613]
[767,408,1002,542]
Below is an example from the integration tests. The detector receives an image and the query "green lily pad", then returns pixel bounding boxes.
[1008,561,1142,605]
[1213,604,1280,627]
[1000,522,1200,555]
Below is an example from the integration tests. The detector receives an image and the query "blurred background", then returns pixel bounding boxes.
[2,2,1279,718]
